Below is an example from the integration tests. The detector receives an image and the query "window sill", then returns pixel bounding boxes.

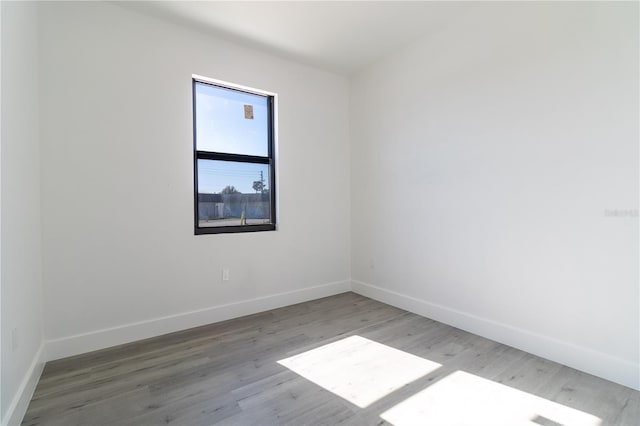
[195,223,276,235]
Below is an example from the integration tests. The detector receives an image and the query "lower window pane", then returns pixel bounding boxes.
[197,159,272,227]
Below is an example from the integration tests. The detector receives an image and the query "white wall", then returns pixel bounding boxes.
[39,2,350,356]
[1,1,45,424]
[350,2,639,388]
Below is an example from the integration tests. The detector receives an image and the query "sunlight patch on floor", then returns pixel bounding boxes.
[277,335,441,408]
[380,371,602,426]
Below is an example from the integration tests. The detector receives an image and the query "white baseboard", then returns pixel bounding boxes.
[45,280,351,362]
[2,343,45,426]
[351,279,640,391]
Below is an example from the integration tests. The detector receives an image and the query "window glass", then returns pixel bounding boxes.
[197,159,271,227]
[195,82,269,157]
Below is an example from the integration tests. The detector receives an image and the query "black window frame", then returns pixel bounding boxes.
[193,78,277,235]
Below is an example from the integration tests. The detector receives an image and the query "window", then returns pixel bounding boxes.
[193,78,276,234]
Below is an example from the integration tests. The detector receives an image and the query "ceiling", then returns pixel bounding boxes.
[115,1,467,75]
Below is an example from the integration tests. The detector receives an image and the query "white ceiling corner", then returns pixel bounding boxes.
[114,1,467,75]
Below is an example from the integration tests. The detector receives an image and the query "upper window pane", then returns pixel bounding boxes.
[195,82,269,157]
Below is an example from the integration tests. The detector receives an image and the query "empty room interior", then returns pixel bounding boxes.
[1,1,639,425]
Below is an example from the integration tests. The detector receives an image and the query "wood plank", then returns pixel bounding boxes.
[23,292,638,426]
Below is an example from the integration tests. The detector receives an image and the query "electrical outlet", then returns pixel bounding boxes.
[11,327,19,352]
[222,268,230,281]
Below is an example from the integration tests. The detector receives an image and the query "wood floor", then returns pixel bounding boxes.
[23,292,638,425]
